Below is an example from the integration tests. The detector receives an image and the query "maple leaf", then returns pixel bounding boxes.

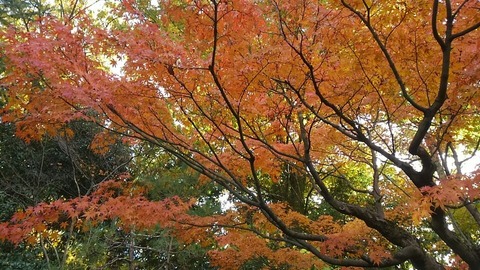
[74,198,91,212]
[83,209,97,220]
[60,221,69,230]
[26,235,38,245]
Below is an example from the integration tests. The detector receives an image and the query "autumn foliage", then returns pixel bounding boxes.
[0,178,187,243]
[1,0,480,269]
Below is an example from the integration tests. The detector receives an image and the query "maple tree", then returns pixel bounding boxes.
[0,121,134,268]
[1,0,480,269]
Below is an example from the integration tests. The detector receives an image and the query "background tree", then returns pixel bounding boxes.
[1,0,480,269]
[0,2,217,269]
[0,121,132,269]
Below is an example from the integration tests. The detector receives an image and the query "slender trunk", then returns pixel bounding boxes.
[40,235,52,270]
[129,231,135,270]
[165,236,173,270]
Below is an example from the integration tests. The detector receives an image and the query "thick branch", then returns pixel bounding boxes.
[430,208,480,267]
